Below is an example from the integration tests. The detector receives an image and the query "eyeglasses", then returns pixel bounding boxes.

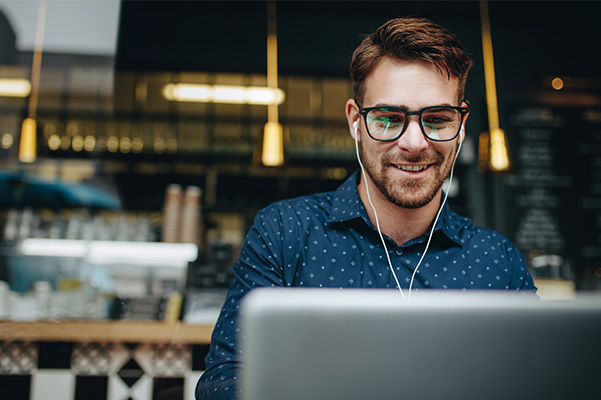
[358,102,470,142]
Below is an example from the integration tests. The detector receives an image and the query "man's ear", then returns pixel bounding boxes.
[460,100,470,142]
[346,99,361,141]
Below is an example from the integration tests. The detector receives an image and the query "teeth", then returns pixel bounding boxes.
[398,164,427,172]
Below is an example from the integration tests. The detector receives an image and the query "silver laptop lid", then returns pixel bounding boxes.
[240,288,601,400]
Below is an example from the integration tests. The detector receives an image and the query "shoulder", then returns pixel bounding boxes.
[244,191,337,256]
[256,190,337,223]
[448,213,532,290]
[256,173,361,224]
[446,210,523,260]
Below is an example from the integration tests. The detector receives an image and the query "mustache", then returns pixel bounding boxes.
[380,152,444,165]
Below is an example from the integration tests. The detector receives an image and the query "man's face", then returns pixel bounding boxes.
[351,58,466,209]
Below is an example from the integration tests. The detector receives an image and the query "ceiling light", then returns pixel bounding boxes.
[479,1,510,173]
[551,77,564,90]
[489,128,511,172]
[261,1,284,167]
[163,83,285,105]
[19,118,37,163]
[262,121,284,167]
[0,79,32,97]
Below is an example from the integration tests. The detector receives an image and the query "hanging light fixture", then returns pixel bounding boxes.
[261,1,284,167]
[163,83,285,105]
[479,0,510,172]
[0,79,32,97]
[19,0,47,163]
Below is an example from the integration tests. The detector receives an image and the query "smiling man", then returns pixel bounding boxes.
[196,17,536,400]
[347,53,470,246]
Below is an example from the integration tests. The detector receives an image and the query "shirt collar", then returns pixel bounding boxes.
[327,171,465,247]
[422,202,465,247]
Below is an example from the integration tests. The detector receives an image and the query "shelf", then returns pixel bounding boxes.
[17,239,198,268]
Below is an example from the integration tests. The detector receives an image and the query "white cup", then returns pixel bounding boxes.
[0,280,11,319]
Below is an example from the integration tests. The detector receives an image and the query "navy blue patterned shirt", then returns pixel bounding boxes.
[196,172,536,399]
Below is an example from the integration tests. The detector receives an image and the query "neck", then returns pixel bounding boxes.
[357,177,443,247]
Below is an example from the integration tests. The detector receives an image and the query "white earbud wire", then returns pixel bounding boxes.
[407,134,463,300]
[354,121,406,301]
[354,119,465,302]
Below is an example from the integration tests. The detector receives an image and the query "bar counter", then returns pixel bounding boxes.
[0,320,214,343]
[1,320,214,399]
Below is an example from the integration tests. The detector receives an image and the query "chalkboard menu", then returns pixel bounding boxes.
[500,105,601,276]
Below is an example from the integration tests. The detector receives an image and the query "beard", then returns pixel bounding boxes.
[359,140,455,209]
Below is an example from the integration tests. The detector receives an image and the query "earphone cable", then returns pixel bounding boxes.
[354,119,464,301]
[354,126,406,301]
[407,136,463,300]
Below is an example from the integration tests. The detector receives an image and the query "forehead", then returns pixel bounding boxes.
[362,57,460,108]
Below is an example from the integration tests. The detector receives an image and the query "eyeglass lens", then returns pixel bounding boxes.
[365,107,463,141]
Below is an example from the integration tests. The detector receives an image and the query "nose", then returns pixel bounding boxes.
[395,116,429,153]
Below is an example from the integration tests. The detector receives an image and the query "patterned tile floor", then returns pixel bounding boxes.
[0,340,209,400]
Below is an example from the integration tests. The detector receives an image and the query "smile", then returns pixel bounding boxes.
[395,164,429,172]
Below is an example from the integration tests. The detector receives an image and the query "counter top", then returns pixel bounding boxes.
[0,320,214,344]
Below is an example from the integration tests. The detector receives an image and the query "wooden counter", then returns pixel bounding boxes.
[0,320,214,344]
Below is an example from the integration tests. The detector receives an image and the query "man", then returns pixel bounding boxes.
[196,17,536,400]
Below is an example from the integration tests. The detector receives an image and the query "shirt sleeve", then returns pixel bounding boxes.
[505,238,537,293]
[196,208,286,399]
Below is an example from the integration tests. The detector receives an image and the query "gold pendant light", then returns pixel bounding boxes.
[19,0,47,163]
[261,1,284,167]
[479,0,511,172]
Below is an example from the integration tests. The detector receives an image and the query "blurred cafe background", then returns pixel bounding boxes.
[0,1,600,399]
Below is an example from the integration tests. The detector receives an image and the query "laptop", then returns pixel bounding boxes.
[240,288,601,400]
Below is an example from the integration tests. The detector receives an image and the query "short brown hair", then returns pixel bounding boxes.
[350,17,473,106]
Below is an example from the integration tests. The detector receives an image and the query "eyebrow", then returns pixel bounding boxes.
[372,102,454,109]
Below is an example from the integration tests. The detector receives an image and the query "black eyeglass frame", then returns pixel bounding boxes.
[357,100,470,142]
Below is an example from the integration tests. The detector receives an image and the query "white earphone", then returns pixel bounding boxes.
[352,116,465,301]
[352,116,406,299]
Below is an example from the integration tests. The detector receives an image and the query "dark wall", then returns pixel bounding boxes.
[115,0,601,143]
[0,9,17,65]
[116,1,483,77]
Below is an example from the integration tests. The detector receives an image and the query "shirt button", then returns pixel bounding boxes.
[394,248,404,256]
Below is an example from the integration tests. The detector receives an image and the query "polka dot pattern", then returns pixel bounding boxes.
[196,172,537,399]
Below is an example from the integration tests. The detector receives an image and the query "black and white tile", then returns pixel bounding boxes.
[0,340,210,400]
